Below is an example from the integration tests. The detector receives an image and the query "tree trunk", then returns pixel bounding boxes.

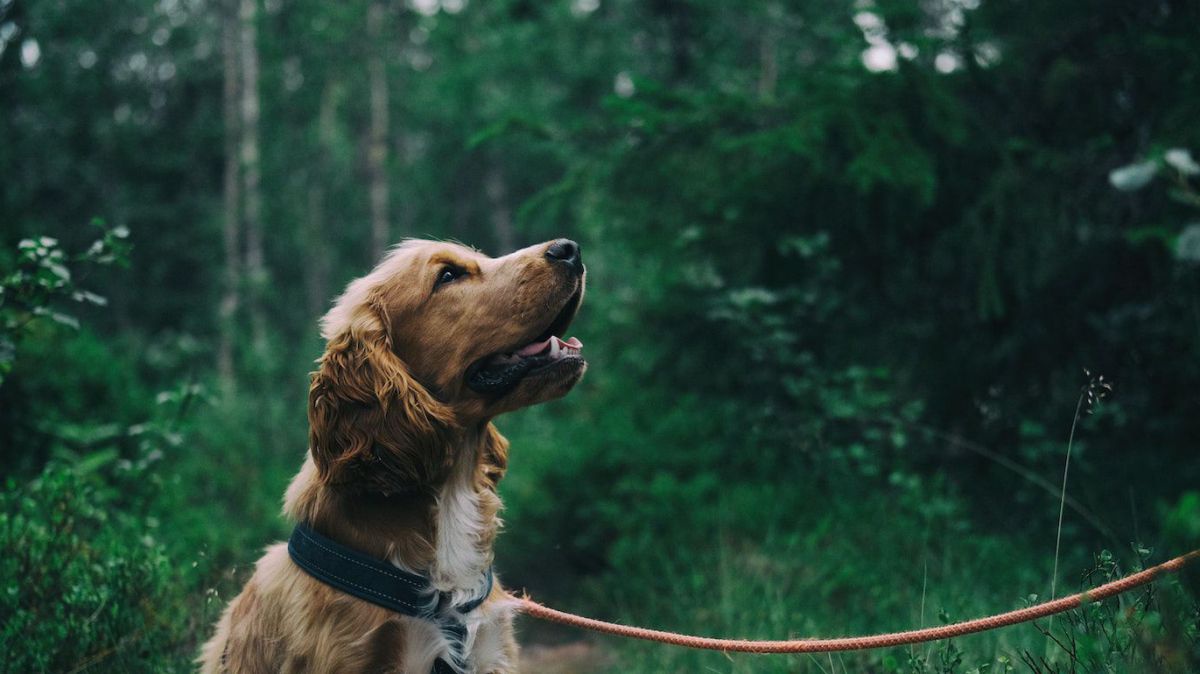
[485,164,515,252]
[239,0,266,351]
[303,184,329,322]
[366,0,390,260]
[217,0,242,389]
[757,6,779,100]
[651,0,693,82]
[305,82,339,323]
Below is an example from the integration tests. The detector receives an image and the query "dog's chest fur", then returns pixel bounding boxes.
[390,454,514,673]
[432,459,491,598]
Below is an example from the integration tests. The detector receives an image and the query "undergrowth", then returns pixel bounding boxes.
[1,232,1196,672]
[499,374,1200,674]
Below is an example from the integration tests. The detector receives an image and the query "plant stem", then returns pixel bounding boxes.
[1047,392,1085,638]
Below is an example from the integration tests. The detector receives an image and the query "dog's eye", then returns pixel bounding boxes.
[434,265,466,289]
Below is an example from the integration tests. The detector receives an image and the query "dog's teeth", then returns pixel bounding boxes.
[549,338,561,358]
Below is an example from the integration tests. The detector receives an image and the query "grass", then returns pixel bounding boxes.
[508,486,1194,673]
[3,330,1194,672]
[495,376,1195,674]
[558,480,1047,673]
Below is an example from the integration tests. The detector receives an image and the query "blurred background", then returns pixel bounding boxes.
[2,0,1199,671]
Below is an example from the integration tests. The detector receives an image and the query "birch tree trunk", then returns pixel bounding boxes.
[304,82,339,322]
[366,0,390,260]
[239,0,266,351]
[217,0,241,389]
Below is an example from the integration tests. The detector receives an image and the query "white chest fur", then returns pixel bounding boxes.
[433,460,491,599]
[394,460,509,673]
[398,598,518,674]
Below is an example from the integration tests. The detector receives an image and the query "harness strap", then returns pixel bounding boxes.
[288,523,493,673]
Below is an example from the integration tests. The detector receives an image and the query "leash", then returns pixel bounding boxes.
[511,549,1199,654]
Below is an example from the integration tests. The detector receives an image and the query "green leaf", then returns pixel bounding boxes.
[1176,223,1200,263]
[1165,148,1200,175]
[31,307,80,330]
[71,290,108,306]
[1108,159,1159,191]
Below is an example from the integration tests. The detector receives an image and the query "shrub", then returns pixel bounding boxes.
[0,462,185,673]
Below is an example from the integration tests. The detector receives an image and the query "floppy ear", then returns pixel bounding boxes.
[480,423,510,489]
[308,298,455,494]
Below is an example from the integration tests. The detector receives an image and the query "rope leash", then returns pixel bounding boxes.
[512,549,1199,654]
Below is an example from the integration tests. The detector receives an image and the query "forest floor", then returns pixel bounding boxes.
[519,641,612,673]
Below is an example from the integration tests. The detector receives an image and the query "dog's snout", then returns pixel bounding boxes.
[545,238,582,273]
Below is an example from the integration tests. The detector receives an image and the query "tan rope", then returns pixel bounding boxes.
[513,549,1199,654]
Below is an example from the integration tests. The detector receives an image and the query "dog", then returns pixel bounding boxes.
[199,238,586,673]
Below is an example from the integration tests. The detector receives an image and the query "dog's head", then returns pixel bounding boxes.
[308,238,586,492]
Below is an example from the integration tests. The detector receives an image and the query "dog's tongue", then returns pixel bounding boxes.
[516,335,582,357]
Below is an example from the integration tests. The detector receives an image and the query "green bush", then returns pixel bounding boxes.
[0,463,183,674]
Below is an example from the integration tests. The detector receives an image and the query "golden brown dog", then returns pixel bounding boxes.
[199,238,586,673]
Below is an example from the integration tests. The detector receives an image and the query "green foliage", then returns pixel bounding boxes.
[0,220,129,385]
[3,0,1200,671]
[1018,548,1200,674]
[0,463,180,674]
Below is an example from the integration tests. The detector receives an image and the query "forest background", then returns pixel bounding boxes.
[2,0,1199,671]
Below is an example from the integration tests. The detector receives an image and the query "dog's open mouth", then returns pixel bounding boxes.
[466,288,584,395]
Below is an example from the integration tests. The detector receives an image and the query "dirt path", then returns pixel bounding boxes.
[519,641,613,673]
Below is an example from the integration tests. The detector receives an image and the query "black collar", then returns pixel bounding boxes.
[287,523,493,673]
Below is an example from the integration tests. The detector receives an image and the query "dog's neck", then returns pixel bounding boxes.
[284,423,508,594]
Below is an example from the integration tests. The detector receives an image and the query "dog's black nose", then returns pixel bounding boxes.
[545,238,582,272]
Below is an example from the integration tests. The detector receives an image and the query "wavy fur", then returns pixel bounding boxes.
[200,238,584,673]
